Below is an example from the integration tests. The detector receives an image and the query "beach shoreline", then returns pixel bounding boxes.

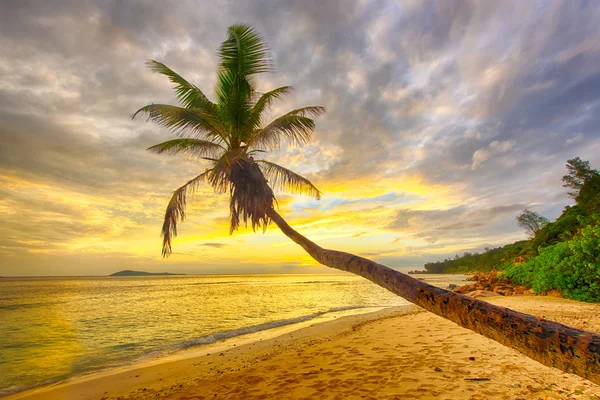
[3,306,417,400]
[5,296,600,400]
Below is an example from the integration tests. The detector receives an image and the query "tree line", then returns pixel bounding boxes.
[419,158,600,301]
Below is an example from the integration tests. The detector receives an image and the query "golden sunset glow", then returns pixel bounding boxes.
[2,1,599,277]
[0,163,534,275]
[3,4,600,400]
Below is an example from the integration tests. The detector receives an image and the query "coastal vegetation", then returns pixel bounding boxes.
[503,212,600,302]
[421,158,600,302]
[134,25,600,384]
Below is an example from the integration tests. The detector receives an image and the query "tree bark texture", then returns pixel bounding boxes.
[267,208,600,385]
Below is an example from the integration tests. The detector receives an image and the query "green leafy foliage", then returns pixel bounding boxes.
[562,157,599,198]
[146,60,216,110]
[516,209,549,237]
[423,241,530,273]
[423,157,600,302]
[531,205,582,252]
[577,174,600,213]
[503,215,600,302]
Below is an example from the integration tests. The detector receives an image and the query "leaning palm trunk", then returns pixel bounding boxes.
[137,24,600,387]
[267,208,600,385]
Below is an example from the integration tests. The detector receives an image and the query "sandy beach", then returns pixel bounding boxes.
[6,296,600,400]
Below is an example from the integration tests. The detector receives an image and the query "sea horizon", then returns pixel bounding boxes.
[0,271,408,278]
[0,273,469,396]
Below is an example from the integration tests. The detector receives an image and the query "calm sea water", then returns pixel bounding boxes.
[0,273,468,395]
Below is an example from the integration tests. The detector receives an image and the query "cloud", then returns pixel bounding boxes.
[200,243,227,248]
[471,140,516,169]
[1,0,600,275]
[387,203,526,243]
[566,133,584,145]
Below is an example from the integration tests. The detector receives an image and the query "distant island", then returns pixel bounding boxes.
[109,270,185,277]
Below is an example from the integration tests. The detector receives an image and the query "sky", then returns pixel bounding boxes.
[1,0,600,276]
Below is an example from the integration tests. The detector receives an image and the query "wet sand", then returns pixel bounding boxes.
[6,296,600,400]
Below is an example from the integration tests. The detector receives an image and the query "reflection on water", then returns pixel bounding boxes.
[0,273,468,393]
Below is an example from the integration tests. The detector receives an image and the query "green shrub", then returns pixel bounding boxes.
[531,206,583,252]
[504,215,600,302]
[422,158,599,300]
[577,175,600,213]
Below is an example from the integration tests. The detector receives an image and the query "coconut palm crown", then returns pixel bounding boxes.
[133,24,325,256]
[132,24,600,384]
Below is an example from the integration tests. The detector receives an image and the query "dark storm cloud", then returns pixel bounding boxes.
[1,0,600,274]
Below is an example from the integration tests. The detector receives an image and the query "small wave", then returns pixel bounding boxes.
[0,306,371,396]
[160,305,366,353]
[0,376,66,398]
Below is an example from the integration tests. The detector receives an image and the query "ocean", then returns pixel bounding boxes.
[0,273,469,396]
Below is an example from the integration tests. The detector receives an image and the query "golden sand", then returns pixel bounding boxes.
[7,296,600,400]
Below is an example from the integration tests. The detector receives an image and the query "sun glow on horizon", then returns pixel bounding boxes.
[3,1,598,276]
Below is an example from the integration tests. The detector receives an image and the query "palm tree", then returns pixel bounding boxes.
[133,24,600,384]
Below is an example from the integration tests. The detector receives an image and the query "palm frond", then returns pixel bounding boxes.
[215,24,272,139]
[247,149,267,156]
[257,160,321,200]
[229,158,275,234]
[286,106,327,118]
[214,68,236,107]
[147,139,225,159]
[219,24,273,78]
[206,148,245,194]
[214,68,252,140]
[243,86,293,136]
[147,60,216,110]
[132,104,228,144]
[247,106,326,150]
[161,169,212,257]
[136,24,326,258]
